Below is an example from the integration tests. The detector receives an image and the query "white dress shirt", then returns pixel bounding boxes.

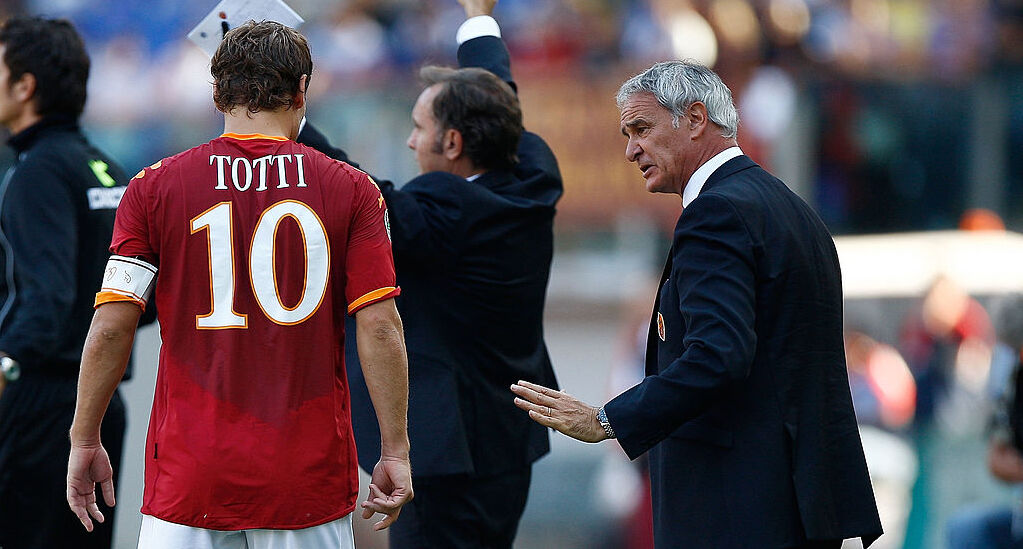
[682,146,743,208]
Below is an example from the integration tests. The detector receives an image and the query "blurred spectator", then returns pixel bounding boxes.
[946,294,1023,549]
[845,329,918,549]
[900,275,998,549]
[846,329,917,431]
[901,275,995,427]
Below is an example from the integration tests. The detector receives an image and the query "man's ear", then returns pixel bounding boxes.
[11,72,35,104]
[443,128,463,161]
[293,74,308,110]
[687,101,709,139]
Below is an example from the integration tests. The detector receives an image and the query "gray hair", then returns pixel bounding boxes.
[616,60,739,139]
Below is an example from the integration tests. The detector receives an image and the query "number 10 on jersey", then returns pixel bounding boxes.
[190,200,330,329]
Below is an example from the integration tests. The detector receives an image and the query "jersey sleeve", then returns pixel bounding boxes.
[344,172,400,314]
[96,170,159,309]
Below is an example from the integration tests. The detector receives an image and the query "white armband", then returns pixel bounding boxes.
[95,255,158,309]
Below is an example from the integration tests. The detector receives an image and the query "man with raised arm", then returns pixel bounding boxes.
[67,21,411,549]
[301,1,562,547]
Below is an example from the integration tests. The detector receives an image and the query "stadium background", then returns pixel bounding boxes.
[3,0,1023,547]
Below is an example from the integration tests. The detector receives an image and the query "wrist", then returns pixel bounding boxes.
[596,406,616,440]
[69,434,102,448]
[380,439,410,460]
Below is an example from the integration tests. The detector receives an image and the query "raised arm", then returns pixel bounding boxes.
[455,0,514,89]
[354,299,413,530]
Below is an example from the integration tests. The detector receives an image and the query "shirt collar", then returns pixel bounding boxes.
[7,115,79,154]
[682,146,743,208]
[466,173,483,182]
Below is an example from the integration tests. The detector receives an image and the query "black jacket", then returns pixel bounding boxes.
[604,156,883,548]
[300,35,563,477]
[0,116,129,375]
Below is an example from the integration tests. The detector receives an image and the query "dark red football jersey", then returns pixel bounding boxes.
[104,133,399,530]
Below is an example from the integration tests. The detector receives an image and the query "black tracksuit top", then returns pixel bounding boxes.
[0,116,129,376]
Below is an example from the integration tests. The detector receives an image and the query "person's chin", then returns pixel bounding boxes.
[644,175,671,194]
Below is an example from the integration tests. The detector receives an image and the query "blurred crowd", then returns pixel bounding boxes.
[2,0,1022,233]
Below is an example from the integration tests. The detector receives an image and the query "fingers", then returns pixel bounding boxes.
[69,500,94,532]
[510,381,561,408]
[360,482,412,531]
[512,395,549,417]
[364,484,386,517]
[515,379,555,396]
[67,486,102,532]
[87,501,106,526]
[100,478,116,508]
[373,508,401,531]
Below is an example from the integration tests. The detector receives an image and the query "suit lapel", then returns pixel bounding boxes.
[645,245,673,377]
[641,157,756,377]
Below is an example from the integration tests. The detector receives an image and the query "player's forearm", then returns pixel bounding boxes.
[70,303,141,445]
[355,301,410,458]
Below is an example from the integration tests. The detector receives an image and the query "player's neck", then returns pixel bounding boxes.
[222,109,302,141]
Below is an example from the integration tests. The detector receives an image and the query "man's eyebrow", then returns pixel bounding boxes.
[621,118,648,136]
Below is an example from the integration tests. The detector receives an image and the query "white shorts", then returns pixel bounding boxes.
[137,514,355,549]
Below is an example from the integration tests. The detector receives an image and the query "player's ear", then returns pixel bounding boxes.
[443,128,462,161]
[292,75,308,110]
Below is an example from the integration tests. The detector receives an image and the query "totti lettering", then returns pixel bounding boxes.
[208,154,307,191]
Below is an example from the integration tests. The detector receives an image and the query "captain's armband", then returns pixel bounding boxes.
[94,255,158,309]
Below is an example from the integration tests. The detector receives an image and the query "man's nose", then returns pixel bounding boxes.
[625,138,640,163]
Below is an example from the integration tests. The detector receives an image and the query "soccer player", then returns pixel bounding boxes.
[66,21,412,549]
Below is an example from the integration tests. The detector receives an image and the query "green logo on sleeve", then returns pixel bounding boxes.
[89,160,117,188]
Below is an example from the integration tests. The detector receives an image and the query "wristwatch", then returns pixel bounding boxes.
[596,406,616,439]
[1,356,21,382]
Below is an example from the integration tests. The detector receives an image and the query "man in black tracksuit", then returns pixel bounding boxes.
[0,17,130,549]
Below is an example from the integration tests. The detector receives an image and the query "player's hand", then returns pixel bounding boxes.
[67,442,116,532]
[361,455,413,531]
[512,380,606,443]
[458,0,497,19]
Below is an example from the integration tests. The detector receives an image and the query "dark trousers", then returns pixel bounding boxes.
[0,372,126,549]
[389,467,531,549]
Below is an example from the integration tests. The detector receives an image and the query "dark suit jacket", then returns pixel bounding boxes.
[307,35,563,478]
[604,156,882,548]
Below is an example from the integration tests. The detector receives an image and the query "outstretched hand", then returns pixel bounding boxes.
[361,455,413,531]
[458,0,497,19]
[511,380,607,443]
[67,443,116,532]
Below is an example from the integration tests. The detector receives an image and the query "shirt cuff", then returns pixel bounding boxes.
[456,15,501,45]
